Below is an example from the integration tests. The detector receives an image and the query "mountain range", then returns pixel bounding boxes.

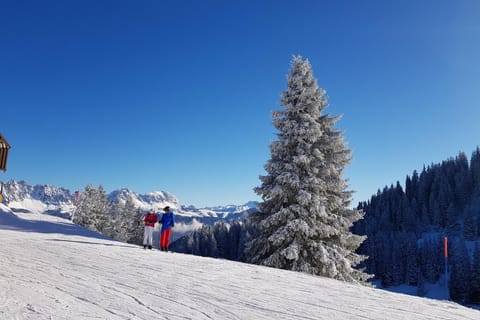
[0,180,256,237]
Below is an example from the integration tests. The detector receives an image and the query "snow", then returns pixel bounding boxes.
[1,205,479,319]
[374,280,450,301]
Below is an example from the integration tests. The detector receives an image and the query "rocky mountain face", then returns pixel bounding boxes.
[3,180,73,205]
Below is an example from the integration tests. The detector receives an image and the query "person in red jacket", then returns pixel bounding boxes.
[143,211,158,249]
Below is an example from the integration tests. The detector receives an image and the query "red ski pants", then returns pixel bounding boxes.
[160,229,172,249]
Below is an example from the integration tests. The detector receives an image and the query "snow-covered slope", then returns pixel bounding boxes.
[1,180,254,223]
[2,180,75,217]
[0,206,479,320]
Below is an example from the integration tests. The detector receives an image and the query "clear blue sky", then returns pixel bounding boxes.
[1,0,479,207]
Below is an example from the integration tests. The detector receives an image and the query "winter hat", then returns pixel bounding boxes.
[163,206,170,212]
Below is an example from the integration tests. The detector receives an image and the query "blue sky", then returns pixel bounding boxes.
[1,0,479,207]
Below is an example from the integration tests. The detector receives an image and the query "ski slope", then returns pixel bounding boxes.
[1,205,479,320]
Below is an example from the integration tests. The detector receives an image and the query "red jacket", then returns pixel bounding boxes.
[144,212,158,227]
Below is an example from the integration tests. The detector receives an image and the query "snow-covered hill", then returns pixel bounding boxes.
[0,204,478,320]
[1,180,254,229]
[2,180,75,218]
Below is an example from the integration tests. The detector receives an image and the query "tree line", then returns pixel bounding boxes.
[353,149,480,304]
[171,219,253,261]
[72,184,144,245]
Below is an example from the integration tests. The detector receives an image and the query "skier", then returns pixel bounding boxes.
[159,206,175,252]
[142,210,158,249]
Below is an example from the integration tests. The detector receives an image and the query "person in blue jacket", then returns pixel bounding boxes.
[159,206,175,251]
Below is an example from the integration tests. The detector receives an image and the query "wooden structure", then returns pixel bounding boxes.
[0,133,10,172]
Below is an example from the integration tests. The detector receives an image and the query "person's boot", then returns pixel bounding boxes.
[148,245,152,250]
[143,245,147,249]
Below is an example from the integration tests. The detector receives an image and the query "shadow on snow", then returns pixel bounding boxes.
[0,210,109,240]
[46,238,135,248]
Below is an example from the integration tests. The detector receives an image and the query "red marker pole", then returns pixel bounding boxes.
[444,237,448,288]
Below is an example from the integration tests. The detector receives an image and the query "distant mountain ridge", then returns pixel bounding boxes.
[3,180,72,205]
[0,180,256,227]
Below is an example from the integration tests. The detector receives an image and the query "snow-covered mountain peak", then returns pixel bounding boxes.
[2,180,73,204]
[140,190,179,208]
[1,180,74,216]
[107,188,180,211]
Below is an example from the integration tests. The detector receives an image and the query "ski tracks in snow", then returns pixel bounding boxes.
[1,212,480,319]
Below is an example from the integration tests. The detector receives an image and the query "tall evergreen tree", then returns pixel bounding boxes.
[245,56,370,283]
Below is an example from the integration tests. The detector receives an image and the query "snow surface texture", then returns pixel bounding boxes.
[1,204,479,320]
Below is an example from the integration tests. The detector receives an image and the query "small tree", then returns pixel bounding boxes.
[128,209,145,245]
[72,184,96,228]
[246,56,370,283]
[109,197,139,243]
[72,184,109,234]
[91,185,109,233]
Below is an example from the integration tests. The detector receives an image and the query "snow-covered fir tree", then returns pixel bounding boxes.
[72,184,109,234]
[122,200,144,245]
[72,184,96,228]
[105,197,140,243]
[245,56,370,283]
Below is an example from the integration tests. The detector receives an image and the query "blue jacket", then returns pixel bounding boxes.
[159,211,175,233]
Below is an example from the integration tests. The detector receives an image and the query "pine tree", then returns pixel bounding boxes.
[245,56,370,283]
[404,233,418,286]
[471,147,480,195]
[126,207,144,245]
[418,238,443,283]
[464,207,477,241]
[90,185,109,233]
[227,221,242,260]
[197,225,217,257]
[449,239,472,303]
[72,184,97,228]
[72,184,109,234]
[111,197,139,243]
[214,221,229,258]
[470,242,480,304]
